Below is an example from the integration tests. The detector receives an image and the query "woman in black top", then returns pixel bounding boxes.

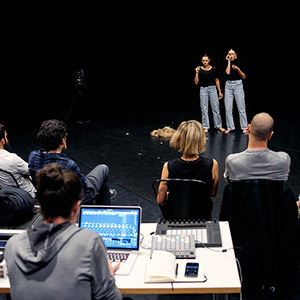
[194,54,225,133]
[224,49,248,134]
[157,120,219,219]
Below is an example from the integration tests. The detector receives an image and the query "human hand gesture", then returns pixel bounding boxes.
[108,259,120,276]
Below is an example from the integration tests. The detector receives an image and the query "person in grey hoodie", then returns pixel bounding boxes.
[4,163,122,300]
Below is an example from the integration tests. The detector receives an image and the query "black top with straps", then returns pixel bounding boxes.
[168,156,213,193]
[165,156,214,220]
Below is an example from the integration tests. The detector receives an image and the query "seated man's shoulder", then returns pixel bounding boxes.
[268,149,291,165]
[28,149,41,159]
[269,149,290,159]
[226,150,247,162]
[227,149,290,161]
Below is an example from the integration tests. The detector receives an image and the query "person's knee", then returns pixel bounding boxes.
[94,164,109,177]
[87,165,109,186]
[97,164,109,179]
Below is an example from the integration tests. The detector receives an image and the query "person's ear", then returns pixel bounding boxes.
[70,200,81,223]
[0,138,5,147]
[268,131,274,141]
[247,124,251,133]
[74,200,81,214]
[61,138,67,150]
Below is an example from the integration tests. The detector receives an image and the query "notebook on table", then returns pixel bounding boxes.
[78,205,142,275]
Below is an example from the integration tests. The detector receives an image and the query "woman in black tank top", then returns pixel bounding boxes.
[157,120,219,218]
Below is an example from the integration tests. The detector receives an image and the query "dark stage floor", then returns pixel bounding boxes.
[5,108,300,300]
[9,108,300,220]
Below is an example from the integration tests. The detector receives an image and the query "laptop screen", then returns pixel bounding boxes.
[78,205,142,250]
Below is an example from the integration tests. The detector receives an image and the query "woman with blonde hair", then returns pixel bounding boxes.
[157,120,219,219]
[224,48,248,134]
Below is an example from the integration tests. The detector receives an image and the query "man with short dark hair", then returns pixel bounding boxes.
[224,112,291,181]
[0,124,36,197]
[28,119,116,205]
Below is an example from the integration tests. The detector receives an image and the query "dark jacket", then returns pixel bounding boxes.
[220,180,298,298]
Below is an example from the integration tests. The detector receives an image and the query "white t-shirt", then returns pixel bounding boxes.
[0,149,36,197]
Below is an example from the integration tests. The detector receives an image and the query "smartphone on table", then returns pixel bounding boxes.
[184,262,199,277]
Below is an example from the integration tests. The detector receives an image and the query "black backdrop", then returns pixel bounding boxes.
[2,3,298,129]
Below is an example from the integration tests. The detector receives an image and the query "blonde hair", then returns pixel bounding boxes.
[169,120,206,155]
[150,126,175,138]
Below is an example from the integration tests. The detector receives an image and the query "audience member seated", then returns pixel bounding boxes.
[224,112,290,182]
[5,163,122,300]
[221,112,298,299]
[0,124,36,198]
[28,119,116,205]
[157,120,218,220]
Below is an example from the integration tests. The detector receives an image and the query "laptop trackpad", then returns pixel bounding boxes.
[114,253,138,275]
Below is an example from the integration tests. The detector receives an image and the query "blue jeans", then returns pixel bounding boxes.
[200,85,222,129]
[224,80,248,130]
[83,164,111,205]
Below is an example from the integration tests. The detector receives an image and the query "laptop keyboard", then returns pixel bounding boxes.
[107,252,130,262]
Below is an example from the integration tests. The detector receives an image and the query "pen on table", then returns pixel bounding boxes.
[175,263,178,278]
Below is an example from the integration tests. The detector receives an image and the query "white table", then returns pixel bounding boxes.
[116,222,241,295]
[0,222,241,296]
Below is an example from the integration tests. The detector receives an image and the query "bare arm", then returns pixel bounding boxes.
[215,78,223,99]
[194,66,200,85]
[211,159,219,197]
[225,56,231,75]
[157,162,169,204]
[232,65,246,79]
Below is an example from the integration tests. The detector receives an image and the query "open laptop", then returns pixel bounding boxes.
[0,229,25,251]
[78,205,142,275]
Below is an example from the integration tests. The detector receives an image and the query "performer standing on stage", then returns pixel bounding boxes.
[224,49,248,134]
[194,54,225,133]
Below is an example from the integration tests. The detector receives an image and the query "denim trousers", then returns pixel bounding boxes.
[199,85,222,129]
[224,80,248,130]
[83,164,111,205]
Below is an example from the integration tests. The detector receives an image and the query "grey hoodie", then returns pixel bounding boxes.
[4,222,122,300]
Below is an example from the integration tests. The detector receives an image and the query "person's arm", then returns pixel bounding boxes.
[91,235,122,300]
[211,159,219,197]
[194,66,200,84]
[215,78,223,99]
[225,56,231,75]
[66,159,88,190]
[157,162,169,204]
[232,65,246,79]
[107,260,120,275]
[14,155,30,177]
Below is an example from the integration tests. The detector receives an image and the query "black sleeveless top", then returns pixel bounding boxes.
[166,156,214,220]
[168,156,213,191]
